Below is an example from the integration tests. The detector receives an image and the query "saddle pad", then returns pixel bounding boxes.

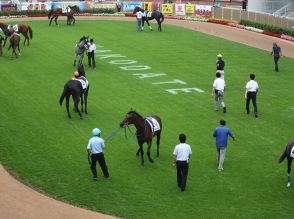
[8,25,18,32]
[77,77,88,90]
[146,117,160,133]
[290,147,294,158]
[144,11,152,18]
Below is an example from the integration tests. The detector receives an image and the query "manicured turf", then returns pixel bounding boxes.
[1,19,294,218]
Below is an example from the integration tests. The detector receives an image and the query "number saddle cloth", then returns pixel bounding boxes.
[291,147,294,158]
[74,76,88,92]
[145,116,160,134]
[143,11,152,18]
[7,24,18,32]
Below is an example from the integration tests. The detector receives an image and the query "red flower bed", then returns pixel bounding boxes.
[27,14,47,17]
[125,13,136,17]
[207,18,229,25]
[262,31,281,38]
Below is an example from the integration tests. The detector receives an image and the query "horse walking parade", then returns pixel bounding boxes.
[1,0,294,218]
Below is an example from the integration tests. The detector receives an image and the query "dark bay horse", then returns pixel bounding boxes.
[120,110,162,165]
[279,140,294,187]
[48,5,79,26]
[73,36,90,67]
[8,32,21,58]
[133,6,164,32]
[0,23,32,46]
[59,65,89,119]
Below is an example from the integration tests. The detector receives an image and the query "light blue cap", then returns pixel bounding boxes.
[92,128,101,136]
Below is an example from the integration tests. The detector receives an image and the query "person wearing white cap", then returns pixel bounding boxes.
[87,128,109,181]
[216,54,225,79]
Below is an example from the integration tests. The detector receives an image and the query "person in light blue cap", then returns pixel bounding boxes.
[87,128,109,181]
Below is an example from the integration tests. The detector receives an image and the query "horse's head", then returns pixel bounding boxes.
[120,110,142,128]
[78,36,90,50]
[133,6,140,14]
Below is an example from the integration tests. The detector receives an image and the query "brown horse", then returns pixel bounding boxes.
[120,110,162,165]
[0,23,33,46]
[8,32,21,58]
[279,140,294,187]
[48,5,79,26]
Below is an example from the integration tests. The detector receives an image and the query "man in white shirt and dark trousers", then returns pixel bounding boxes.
[212,72,226,113]
[173,134,192,192]
[87,128,109,181]
[245,73,259,118]
[87,39,96,69]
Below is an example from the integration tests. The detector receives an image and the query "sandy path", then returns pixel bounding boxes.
[0,15,293,219]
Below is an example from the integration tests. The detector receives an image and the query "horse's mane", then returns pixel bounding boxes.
[127,110,143,119]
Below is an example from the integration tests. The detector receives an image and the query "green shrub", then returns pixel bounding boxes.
[239,19,294,37]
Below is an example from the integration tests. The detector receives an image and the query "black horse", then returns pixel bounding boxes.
[279,140,294,187]
[120,110,162,165]
[59,64,89,119]
[133,6,164,32]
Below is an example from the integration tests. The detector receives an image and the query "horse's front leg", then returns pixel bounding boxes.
[73,53,78,67]
[287,158,292,187]
[84,87,89,114]
[79,53,84,66]
[138,141,144,165]
[55,17,58,26]
[147,141,154,163]
[146,20,152,31]
[3,36,7,47]
[74,97,82,119]
[17,44,20,57]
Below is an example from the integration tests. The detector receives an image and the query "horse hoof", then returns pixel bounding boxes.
[287,183,291,187]
[80,117,83,120]
[149,159,154,163]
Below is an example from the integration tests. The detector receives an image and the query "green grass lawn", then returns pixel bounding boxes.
[1,20,294,218]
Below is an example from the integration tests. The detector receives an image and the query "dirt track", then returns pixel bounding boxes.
[0,15,293,219]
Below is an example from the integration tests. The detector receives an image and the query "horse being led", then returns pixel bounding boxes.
[73,36,90,67]
[59,65,89,119]
[120,110,162,165]
[133,6,164,32]
[48,5,79,26]
[8,32,21,58]
[279,140,294,187]
[0,22,32,46]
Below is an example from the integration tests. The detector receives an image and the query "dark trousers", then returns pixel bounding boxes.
[246,91,257,115]
[274,55,280,72]
[90,153,109,178]
[88,51,96,68]
[176,161,189,191]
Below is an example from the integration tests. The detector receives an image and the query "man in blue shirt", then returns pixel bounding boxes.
[87,128,109,181]
[271,42,282,72]
[213,120,235,171]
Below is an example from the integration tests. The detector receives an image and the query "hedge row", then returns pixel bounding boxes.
[239,19,294,37]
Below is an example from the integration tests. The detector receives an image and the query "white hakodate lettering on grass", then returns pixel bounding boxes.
[133,73,166,79]
[109,60,137,65]
[166,88,205,94]
[120,66,151,71]
[97,54,127,59]
[95,50,112,53]
[152,79,186,85]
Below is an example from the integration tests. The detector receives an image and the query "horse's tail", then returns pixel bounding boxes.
[278,146,288,163]
[59,86,68,106]
[28,26,33,39]
[160,13,164,23]
[48,9,53,19]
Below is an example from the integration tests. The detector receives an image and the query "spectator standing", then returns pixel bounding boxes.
[216,54,225,79]
[173,134,192,192]
[136,10,144,32]
[87,39,96,69]
[242,0,247,11]
[212,72,226,113]
[0,34,3,56]
[245,73,259,118]
[271,42,282,72]
[87,128,109,181]
[213,120,235,171]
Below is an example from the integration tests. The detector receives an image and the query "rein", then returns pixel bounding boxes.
[125,119,148,138]
[104,127,123,143]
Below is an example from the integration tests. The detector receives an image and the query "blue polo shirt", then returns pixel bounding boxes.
[213,126,234,148]
[273,45,281,57]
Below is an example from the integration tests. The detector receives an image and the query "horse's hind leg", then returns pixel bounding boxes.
[138,142,144,165]
[156,131,161,157]
[84,87,89,114]
[65,95,71,118]
[287,158,292,187]
[147,141,154,163]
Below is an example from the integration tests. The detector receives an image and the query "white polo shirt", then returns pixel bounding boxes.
[213,78,225,92]
[88,43,96,53]
[246,80,259,92]
[87,136,105,154]
[173,143,192,161]
[137,11,143,19]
